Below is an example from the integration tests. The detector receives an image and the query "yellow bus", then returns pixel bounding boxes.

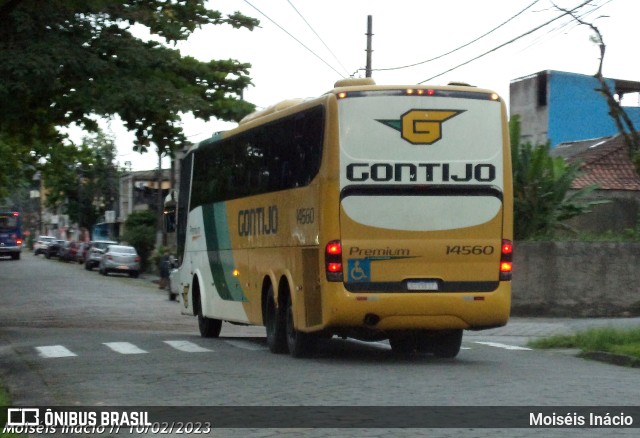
[173,78,513,358]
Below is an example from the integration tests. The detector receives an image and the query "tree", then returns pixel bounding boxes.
[0,0,258,203]
[38,130,119,231]
[557,4,640,174]
[121,209,156,271]
[510,116,601,240]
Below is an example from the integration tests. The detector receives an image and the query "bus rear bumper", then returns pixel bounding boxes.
[321,282,511,332]
[0,246,21,253]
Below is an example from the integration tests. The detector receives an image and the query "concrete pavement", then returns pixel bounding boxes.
[465,316,640,349]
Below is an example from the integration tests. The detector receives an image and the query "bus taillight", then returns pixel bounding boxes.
[325,240,343,282]
[499,239,513,281]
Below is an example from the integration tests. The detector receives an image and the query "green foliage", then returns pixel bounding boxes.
[0,0,258,203]
[510,115,602,240]
[0,379,26,438]
[529,327,640,360]
[40,130,120,230]
[121,210,156,271]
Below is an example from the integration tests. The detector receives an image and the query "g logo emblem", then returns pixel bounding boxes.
[378,109,464,145]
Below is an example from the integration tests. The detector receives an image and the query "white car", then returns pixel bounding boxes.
[168,262,179,301]
[33,236,56,255]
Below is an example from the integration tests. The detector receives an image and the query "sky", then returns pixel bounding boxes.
[111,0,639,171]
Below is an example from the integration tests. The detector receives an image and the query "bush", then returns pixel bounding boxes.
[121,210,156,272]
[510,115,603,240]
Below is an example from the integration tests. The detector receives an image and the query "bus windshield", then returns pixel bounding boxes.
[0,213,19,231]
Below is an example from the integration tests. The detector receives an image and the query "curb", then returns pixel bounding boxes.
[578,351,640,368]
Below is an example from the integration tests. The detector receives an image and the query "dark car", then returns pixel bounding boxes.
[59,241,80,262]
[76,242,90,264]
[84,240,118,270]
[45,239,66,259]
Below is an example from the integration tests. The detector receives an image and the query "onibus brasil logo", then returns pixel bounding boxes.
[377,109,464,145]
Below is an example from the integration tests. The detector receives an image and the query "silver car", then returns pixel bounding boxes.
[84,240,118,270]
[98,245,140,278]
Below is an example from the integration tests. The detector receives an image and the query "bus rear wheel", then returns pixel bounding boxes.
[265,285,287,354]
[389,334,417,356]
[285,295,314,358]
[431,329,463,358]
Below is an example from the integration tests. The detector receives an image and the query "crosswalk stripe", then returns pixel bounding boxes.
[472,341,531,351]
[103,342,148,354]
[35,345,77,358]
[164,340,212,353]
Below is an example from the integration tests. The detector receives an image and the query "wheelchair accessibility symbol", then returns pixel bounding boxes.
[347,259,371,282]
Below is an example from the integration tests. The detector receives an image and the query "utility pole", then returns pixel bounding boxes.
[365,15,373,78]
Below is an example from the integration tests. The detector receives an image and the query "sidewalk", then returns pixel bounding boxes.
[465,316,640,345]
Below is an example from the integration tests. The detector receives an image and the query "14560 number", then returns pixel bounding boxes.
[296,208,315,225]
[446,245,494,255]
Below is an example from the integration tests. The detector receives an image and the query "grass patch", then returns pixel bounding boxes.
[528,327,640,362]
[0,380,26,438]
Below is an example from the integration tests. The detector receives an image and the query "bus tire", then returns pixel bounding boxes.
[432,329,463,358]
[197,302,222,338]
[285,294,314,358]
[265,285,287,354]
[389,334,417,356]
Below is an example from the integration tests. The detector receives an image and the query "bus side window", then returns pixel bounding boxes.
[281,161,292,188]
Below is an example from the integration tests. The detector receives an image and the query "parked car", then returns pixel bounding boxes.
[98,245,140,278]
[168,261,179,301]
[84,240,118,270]
[76,242,90,264]
[33,236,56,255]
[58,241,80,262]
[45,239,66,259]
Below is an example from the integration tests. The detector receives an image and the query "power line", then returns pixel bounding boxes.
[373,0,542,72]
[286,0,350,77]
[513,0,612,56]
[418,0,594,84]
[243,0,346,78]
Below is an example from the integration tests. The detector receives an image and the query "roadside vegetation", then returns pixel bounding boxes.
[529,327,640,365]
[509,115,603,240]
[120,210,156,272]
[0,381,24,438]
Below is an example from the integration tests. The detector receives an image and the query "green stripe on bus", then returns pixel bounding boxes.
[203,203,247,302]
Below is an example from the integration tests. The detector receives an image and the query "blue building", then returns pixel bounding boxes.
[509,70,640,147]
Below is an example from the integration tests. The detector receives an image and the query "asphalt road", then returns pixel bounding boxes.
[0,252,638,438]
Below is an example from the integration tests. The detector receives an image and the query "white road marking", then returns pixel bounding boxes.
[164,340,212,353]
[103,342,148,354]
[224,340,268,351]
[36,345,77,358]
[472,341,531,351]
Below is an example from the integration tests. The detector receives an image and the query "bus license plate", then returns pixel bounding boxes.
[407,280,439,291]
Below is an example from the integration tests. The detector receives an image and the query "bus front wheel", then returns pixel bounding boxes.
[197,303,222,338]
[265,285,287,354]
